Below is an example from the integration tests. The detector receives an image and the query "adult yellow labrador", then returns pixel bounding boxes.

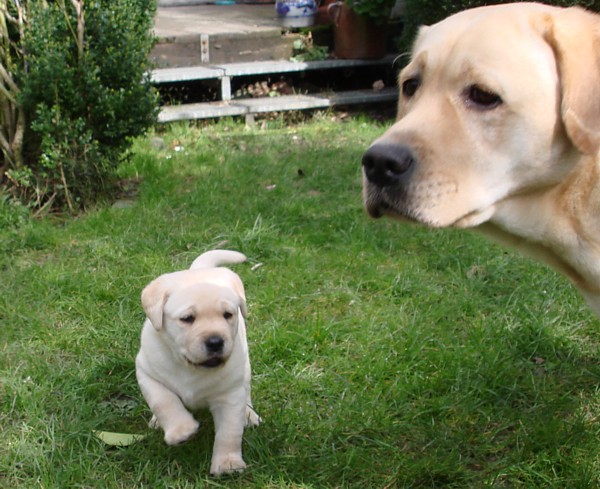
[362,2,600,315]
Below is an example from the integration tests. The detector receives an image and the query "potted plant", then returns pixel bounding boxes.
[328,0,395,59]
[344,0,395,24]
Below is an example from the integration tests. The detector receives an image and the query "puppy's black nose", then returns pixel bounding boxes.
[362,144,415,187]
[205,336,224,353]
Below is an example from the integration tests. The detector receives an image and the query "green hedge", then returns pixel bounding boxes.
[1,0,158,212]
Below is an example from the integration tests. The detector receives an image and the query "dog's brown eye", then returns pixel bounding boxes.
[180,315,195,324]
[402,77,420,98]
[467,85,501,108]
[223,311,233,320]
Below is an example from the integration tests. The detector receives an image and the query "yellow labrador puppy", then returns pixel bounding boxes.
[136,250,260,476]
[362,2,600,315]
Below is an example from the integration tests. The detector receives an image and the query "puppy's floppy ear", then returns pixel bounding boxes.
[238,296,248,319]
[229,273,248,319]
[141,278,169,330]
[541,7,600,155]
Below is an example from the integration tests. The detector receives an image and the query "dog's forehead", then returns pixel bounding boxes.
[416,2,556,47]
[407,3,559,89]
[165,283,238,316]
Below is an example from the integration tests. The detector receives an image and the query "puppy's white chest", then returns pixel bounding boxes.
[172,364,243,410]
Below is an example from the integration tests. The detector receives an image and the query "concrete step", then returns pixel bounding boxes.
[158,87,399,122]
[152,4,293,66]
[153,57,399,122]
[151,56,397,83]
[151,8,400,123]
[151,55,397,102]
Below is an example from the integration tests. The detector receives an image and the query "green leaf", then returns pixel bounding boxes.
[93,430,146,446]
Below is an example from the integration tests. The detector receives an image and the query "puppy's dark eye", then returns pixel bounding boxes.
[223,311,233,320]
[467,85,502,109]
[401,77,420,98]
[180,315,195,324]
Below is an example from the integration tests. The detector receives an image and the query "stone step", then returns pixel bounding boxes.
[152,4,293,66]
[158,87,399,122]
[151,56,397,83]
[152,4,400,122]
[151,56,397,102]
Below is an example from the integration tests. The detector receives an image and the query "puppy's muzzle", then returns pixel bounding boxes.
[186,336,227,368]
[362,143,416,188]
[205,335,225,354]
[204,336,225,367]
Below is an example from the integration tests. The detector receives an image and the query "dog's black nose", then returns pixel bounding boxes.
[205,336,224,353]
[362,144,415,187]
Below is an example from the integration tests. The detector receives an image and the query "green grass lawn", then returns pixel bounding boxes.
[1,114,599,488]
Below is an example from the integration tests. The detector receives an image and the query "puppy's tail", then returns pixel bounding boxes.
[190,249,247,270]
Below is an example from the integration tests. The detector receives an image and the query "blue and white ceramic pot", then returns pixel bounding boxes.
[275,1,318,28]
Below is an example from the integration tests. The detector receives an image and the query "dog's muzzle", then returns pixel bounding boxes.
[361,143,418,219]
[201,336,225,368]
[205,335,225,354]
[185,336,227,369]
[362,143,416,188]
[200,357,224,368]
[186,355,224,369]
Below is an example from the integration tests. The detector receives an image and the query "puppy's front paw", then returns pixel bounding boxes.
[148,415,159,429]
[245,406,261,427]
[210,454,246,476]
[164,418,199,445]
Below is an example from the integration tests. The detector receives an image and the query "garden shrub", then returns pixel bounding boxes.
[1,0,158,212]
[400,0,600,54]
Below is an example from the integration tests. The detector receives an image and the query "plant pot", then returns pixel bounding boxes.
[316,0,336,25]
[328,1,387,59]
[276,1,318,28]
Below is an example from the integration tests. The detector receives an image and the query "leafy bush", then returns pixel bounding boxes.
[400,0,600,53]
[344,0,396,23]
[0,192,29,229]
[1,0,158,212]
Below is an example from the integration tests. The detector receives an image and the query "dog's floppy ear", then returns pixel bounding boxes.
[541,7,600,156]
[238,296,248,319]
[229,273,248,319]
[141,278,169,330]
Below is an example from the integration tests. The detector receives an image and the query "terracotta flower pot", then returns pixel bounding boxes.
[328,1,387,59]
[316,0,336,25]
